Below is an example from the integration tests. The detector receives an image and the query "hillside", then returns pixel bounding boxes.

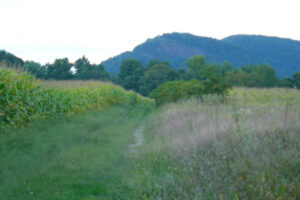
[223,35,300,77]
[0,50,24,67]
[102,33,300,77]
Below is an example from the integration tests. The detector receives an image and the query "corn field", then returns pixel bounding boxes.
[0,68,154,129]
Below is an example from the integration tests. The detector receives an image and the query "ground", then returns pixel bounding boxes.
[0,105,150,200]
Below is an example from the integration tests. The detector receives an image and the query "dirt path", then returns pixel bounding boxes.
[129,121,145,155]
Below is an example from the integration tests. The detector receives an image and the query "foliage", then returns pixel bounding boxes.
[225,64,280,87]
[73,56,109,80]
[224,34,300,77]
[0,50,24,67]
[23,61,46,78]
[118,59,144,91]
[293,71,300,89]
[102,32,300,77]
[150,78,230,105]
[0,68,154,129]
[101,32,262,75]
[279,77,294,88]
[46,58,73,80]
[1,48,299,99]
[139,63,178,95]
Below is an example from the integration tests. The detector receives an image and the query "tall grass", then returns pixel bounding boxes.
[126,88,300,199]
[40,80,111,89]
[0,68,154,129]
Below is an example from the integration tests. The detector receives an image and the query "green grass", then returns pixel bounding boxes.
[1,88,300,199]
[0,105,151,200]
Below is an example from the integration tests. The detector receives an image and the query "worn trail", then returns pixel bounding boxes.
[129,121,145,155]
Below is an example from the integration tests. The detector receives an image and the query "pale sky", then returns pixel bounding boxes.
[1,0,300,64]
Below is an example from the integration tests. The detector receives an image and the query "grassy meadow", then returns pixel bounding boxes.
[1,66,300,199]
[125,88,300,199]
[0,105,152,199]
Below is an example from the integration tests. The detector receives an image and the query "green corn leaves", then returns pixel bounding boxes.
[0,69,154,130]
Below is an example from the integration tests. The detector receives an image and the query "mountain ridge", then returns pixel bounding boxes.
[102,32,300,77]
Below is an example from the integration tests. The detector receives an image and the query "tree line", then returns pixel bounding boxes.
[117,56,300,96]
[1,49,300,95]
[0,50,24,67]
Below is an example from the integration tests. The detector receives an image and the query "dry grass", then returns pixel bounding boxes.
[40,80,113,89]
[139,88,300,199]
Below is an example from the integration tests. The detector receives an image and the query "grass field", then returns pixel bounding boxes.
[125,88,300,199]
[0,105,152,199]
[1,85,300,199]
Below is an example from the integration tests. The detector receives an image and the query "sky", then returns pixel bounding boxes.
[1,0,300,64]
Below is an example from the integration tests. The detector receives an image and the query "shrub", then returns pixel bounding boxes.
[150,77,230,105]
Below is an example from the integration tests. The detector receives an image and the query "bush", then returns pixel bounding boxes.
[150,77,230,105]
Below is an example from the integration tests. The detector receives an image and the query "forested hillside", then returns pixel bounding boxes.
[223,35,300,77]
[0,50,24,67]
[102,33,300,77]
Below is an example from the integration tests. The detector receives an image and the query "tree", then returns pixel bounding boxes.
[74,56,92,80]
[146,59,170,69]
[279,77,294,88]
[89,64,110,80]
[185,55,220,80]
[219,61,235,76]
[0,50,24,67]
[23,61,46,78]
[150,78,231,106]
[225,64,279,87]
[118,59,144,91]
[139,63,178,95]
[178,67,187,80]
[250,65,279,87]
[73,56,110,80]
[47,58,73,80]
[293,71,300,89]
[185,55,207,80]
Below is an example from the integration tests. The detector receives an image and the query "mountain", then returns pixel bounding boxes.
[223,35,300,77]
[0,50,24,67]
[102,33,300,77]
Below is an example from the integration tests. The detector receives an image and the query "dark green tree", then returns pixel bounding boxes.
[139,63,178,95]
[279,77,294,88]
[89,64,110,80]
[0,50,24,67]
[23,61,46,78]
[225,64,279,87]
[219,61,235,76]
[47,58,73,80]
[185,55,207,80]
[146,59,170,69]
[178,67,187,80]
[74,56,92,80]
[118,59,144,91]
[185,55,220,80]
[74,56,110,80]
[293,71,300,89]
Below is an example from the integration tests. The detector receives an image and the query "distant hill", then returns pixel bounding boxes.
[223,35,300,77]
[0,50,24,68]
[102,33,300,77]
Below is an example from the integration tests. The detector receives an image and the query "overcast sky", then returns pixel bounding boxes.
[1,0,300,64]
